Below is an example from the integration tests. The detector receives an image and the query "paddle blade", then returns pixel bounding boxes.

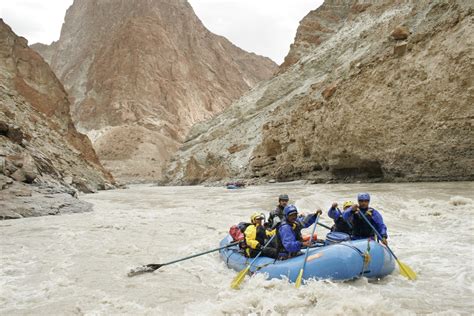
[230,266,250,289]
[127,264,163,277]
[295,269,304,288]
[397,260,417,280]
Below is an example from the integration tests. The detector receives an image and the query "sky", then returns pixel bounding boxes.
[0,0,323,64]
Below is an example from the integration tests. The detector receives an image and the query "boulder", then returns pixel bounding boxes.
[391,26,410,40]
[72,176,98,193]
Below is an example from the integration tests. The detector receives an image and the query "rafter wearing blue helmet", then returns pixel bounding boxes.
[276,204,322,259]
[342,193,388,245]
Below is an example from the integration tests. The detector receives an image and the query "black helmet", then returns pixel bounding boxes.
[278,194,289,201]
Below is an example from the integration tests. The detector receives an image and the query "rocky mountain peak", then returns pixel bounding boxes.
[32,0,277,182]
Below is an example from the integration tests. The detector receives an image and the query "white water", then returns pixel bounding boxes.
[1,182,473,315]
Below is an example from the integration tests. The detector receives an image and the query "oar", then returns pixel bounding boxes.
[295,214,320,288]
[230,234,277,289]
[128,241,239,277]
[317,221,332,230]
[337,207,353,229]
[358,211,416,280]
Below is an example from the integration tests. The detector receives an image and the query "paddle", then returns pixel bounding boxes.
[230,234,277,289]
[317,221,332,230]
[295,213,320,288]
[128,241,240,277]
[357,210,416,280]
[337,207,353,229]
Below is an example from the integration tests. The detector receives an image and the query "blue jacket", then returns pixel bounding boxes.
[342,206,387,239]
[278,214,316,253]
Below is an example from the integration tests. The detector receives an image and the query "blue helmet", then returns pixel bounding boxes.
[284,204,298,218]
[357,193,370,201]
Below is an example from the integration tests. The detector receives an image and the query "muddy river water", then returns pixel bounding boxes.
[1,182,473,315]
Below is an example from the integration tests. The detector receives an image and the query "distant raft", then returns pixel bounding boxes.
[226,181,246,189]
[219,233,395,282]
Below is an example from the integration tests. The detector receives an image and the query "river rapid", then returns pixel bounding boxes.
[1,182,473,315]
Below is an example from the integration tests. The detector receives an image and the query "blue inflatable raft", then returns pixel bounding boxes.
[219,233,395,282]
[226,185,241,189]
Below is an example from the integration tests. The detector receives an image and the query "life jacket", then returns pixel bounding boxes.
[254,225,268,247]
[333,216,352,235]
[351,208,376,238]
[244,223,272,257]
[276,220,303,258]
[268,205,284,226]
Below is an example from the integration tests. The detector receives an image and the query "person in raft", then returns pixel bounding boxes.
[328,200,353,234]
[244,212,278,258]
[267,194,289,229]
[277,205,322,259]
[342,193,388,245]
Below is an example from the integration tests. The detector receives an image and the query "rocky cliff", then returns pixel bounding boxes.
[32,0,277,182]
[165,0,474,184]
[0,19,114,219]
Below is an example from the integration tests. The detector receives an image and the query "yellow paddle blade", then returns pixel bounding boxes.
[295,269,304,288]
[397,259,417,280]
[230,266,250,289]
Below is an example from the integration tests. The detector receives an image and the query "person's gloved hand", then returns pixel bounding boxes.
[256,243,262,250]
[351,204,360,214]
[381,237,388,246]
[301,240,311,247]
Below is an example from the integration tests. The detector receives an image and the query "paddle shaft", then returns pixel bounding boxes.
[317,222,332,230]
[336,207,353,229]
[247,234,277,269]
[301,214,320,273]
[357,211,399,261]
[158,241,240,267]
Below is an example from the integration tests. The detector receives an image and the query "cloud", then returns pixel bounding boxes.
[189,0,322,63]
[0,0,73,44]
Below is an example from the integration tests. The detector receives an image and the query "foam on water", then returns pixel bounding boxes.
[0,182,473,315]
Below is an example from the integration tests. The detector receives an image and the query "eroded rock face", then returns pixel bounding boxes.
[0,19,114,219]
[165,0,474,184]
[32,0,277,182]
[280,0,371,71]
